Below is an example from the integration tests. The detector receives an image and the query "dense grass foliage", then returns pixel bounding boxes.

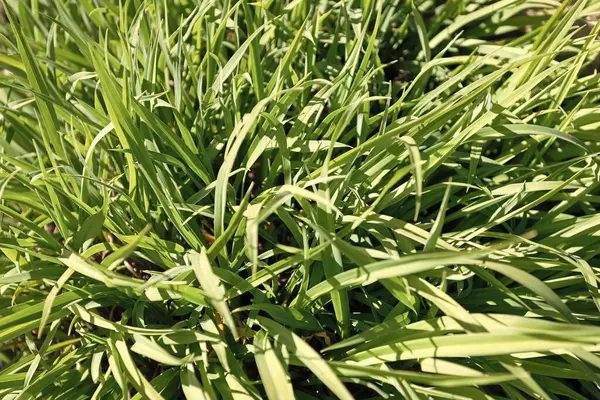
[2,0,600,398]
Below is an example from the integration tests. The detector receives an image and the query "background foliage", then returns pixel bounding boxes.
[1,0,600,399]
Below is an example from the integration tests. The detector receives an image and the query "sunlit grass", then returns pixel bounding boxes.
[1,0,600,398]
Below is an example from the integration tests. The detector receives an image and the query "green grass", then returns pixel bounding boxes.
[1,0,600,398]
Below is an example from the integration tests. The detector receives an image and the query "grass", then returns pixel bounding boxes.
[1,0,600,398]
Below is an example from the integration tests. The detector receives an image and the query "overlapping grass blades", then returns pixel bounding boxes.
[1,0,600,399]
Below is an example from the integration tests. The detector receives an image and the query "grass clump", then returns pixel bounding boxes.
[1,0,600,398]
